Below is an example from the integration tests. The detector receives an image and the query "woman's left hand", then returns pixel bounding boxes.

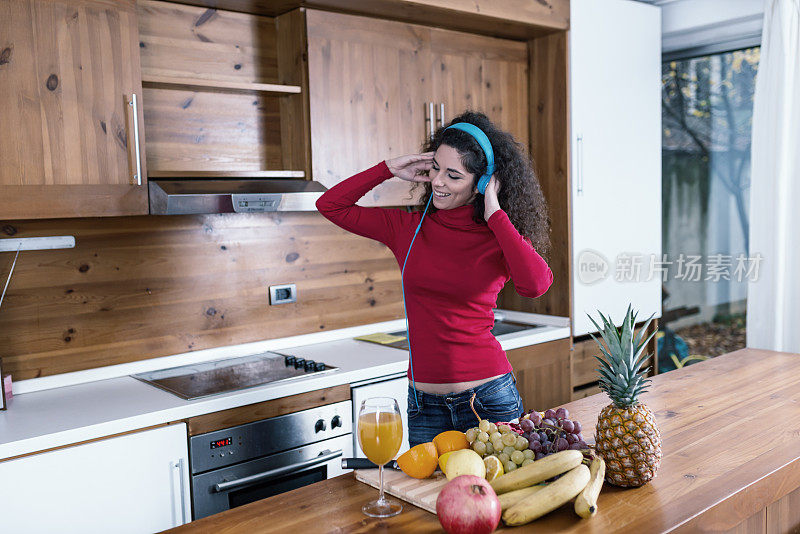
[483,175,502,221]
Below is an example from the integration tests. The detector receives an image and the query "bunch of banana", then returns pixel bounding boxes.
[489,449,606,526]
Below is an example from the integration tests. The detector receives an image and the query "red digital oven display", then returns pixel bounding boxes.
[210,437,232,449]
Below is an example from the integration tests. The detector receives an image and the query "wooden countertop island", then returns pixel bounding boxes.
[167,348,800,533]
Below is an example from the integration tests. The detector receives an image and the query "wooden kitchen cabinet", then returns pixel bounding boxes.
[0,0,148,219]
[306,10,530,206]
[506,337,571,410]
[428,27,529,149]
[306,10,431,207]
[0,423,190,532]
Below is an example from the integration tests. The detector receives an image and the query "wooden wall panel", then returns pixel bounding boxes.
[0,213,403,380]
[498,32,570,319]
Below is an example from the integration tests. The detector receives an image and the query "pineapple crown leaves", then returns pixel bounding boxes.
[587,305,658,408]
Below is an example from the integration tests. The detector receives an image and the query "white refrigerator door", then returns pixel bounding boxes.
[351,375,410,458]
[570,0,663,336]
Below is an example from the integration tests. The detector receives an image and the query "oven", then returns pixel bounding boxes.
[190,400,353,520]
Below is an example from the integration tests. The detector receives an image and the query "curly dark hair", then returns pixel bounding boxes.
[416,110,551,257]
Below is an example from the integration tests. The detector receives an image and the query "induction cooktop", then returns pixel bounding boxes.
[132,352,337,400]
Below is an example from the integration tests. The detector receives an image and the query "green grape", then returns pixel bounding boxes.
[501,433,517,447]
[510,450,525,465]
[465,428,479,443]
[489,431,502,442]
[514,436,529,450]
[487,423,498,434]
[521,458,534,467]
[497,424,511,433]
[472,441,487,456]
[491,439,504,452]
[477,431,490,443]
[497,452,510,464]
[504,460,518,473]
[478,419,491,432]
[523,449,534,460]
[484,442,494,454]
[503,445,516,457]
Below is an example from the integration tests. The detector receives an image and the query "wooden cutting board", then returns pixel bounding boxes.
[354,469,448,514]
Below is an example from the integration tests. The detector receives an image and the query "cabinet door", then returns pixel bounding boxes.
[352,376,410,456]
[429,27,529,148]
[569,0,662,336]
[0,424,190,533]
[0,0,148,219]
[307,10,430,207]
[507,338,571,410]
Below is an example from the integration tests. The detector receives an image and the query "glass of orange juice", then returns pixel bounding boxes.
[357,397,403,518]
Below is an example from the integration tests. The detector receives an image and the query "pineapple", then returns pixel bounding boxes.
[588,305,662,487]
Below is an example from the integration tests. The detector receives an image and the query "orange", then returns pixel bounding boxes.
[396,442,438,479]
[432,430,470,456]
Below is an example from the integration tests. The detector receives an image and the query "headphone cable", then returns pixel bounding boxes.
[401,193,433,408]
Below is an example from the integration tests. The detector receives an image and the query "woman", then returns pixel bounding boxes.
[316,111,553,446]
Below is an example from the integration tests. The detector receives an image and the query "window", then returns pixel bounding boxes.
[659,47,759,371]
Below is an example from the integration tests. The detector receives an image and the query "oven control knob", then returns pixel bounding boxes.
[294,358,306,369]
[284,355,296,367]
[304,360,316,372]
[314,362,326,372]
[331,415,343,429]
[314,418,327,433]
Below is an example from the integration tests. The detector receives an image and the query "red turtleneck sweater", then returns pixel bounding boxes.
[316,162,554,383]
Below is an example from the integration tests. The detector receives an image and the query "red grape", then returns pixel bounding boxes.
[520,419,535,433]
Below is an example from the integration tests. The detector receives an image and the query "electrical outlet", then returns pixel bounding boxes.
[269,284,297,305]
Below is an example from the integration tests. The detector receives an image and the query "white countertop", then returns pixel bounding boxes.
[0,312,569,461]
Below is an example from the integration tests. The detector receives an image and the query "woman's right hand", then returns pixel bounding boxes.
[386,152,434,182]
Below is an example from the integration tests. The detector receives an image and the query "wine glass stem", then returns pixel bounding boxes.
[378,464,386,504]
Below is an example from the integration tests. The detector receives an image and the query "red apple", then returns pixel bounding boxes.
[436,475,501,534]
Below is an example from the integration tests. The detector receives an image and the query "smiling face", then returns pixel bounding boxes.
[429,144,477,210]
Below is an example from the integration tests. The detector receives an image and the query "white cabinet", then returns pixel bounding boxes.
[569,0,663,336]
[351,375,410,458]
[0,424,190,533]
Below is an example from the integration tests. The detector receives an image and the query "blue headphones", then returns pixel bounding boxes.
[445,123,495,194]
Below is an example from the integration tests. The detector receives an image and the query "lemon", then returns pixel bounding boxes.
[444,449,486,480]
[483,455,504,482]
[438,451,454,472]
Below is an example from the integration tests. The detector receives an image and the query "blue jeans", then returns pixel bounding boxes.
[407,373,524,448]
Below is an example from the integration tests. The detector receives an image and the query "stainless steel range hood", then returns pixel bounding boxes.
[149,179,327,215]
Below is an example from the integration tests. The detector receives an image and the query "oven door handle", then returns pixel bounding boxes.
[213,449,343,493]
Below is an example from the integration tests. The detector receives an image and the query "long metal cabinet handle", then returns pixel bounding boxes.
[171,458,187,526]
[438,103,445,127]
[128,94,142,186]
[428,102,435,140]
[213,449,343,493]
[576,134,584,196]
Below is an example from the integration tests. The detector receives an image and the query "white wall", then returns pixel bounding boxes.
[655,0,764,54]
